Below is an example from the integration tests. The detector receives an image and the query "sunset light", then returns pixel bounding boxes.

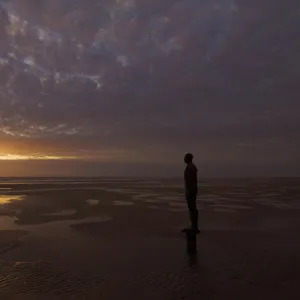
[0,154,77,161]
[0,1,299,298]
[0,195,25,204]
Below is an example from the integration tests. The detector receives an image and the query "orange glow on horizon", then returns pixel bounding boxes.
[0,154,77,161]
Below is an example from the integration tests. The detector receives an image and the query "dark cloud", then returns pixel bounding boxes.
[0,0,300,175]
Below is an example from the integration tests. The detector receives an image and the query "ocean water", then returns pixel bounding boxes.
[0,177,299,211]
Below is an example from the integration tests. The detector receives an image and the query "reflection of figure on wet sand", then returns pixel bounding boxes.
[183,153,199,233]
[187,250,198,267]
[184,228,198,266]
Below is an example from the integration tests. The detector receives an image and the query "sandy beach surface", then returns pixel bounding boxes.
[0,178,299,299]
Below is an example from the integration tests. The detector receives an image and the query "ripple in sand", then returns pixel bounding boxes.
[255,198,280,203]
[69,216,113,227]
[148,205,160,210]
[158,196,182,201]
[200,198,220,204]
[124,184,164,188]
[113,200,134,206]
[168,202,186,208]
[44,209,77,216]
[265,193,281,197]
[270,203,292,209]
[213,208,236,213]
[203,194,219,199]
[86,199,100,206]
[144,199,161,203]
[132,193,161,200]
[216,197,244,203]
[0,261,102,296]
[0,230,28,254]
[210,204,253,210]
[169,208,186,212]
[104,188,137,194]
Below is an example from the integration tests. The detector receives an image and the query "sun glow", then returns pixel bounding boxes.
[0,195,25,204]
[0,154,77,160]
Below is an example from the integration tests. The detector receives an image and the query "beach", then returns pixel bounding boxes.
[0,177,299,299]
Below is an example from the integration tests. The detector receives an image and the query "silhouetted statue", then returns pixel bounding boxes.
[183,153,199,233]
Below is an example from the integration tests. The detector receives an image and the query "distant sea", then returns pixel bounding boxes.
[0,177,299,199]
[0,176,299,222]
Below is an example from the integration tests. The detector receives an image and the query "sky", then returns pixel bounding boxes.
[0,0,300,177]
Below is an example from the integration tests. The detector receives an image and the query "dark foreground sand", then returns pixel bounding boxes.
[0,178,299,299]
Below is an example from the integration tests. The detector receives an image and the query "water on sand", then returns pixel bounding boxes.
[0,177,299,299]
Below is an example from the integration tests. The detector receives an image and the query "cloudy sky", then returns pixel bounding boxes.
[0,0,299,177]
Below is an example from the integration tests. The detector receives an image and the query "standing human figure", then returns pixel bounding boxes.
[184,153,199,233]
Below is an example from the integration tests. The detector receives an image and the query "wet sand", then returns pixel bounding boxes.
[0,178,300,299]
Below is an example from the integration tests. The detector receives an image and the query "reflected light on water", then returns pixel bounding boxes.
[86,199,100,206]
[0,195,25,204]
